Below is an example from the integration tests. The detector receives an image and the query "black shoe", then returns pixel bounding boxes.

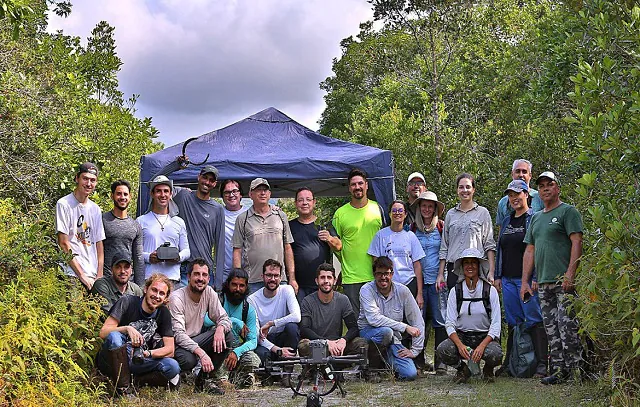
[483,365,496,383]
[195,373,225,395]
[454,364,471,384]
[541,369,567,385]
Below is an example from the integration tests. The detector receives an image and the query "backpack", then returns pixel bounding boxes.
[508,323,537,378]
[220,294,249,323]
[455,279,492,321]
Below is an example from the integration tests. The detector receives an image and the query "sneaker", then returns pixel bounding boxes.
[540,369,567,385]
[454,364,471,384]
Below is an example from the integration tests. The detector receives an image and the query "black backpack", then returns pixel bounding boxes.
[219,294,249,323]
[508,322,537,378]
[455,279,492,321]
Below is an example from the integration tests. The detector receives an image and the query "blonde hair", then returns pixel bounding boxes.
[144,273,173,304]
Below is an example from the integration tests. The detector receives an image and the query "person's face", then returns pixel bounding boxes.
[222,181,242,210]
[75,172,98,196]
[228,276,248,302]
[111,185,131,211]
[295,190,315,217]
[250,185,271,205]
[508,190,528,211]
[457,177,475,202]
[152,184,171,209]
[144,280,169,310]
[197,173,217,197]
[537,178,560,203]
[390,202,406,223]
[112,261,132,285]
[462,258,479,279]
[512,162,532,185]
[263,265,282,291]
[315,270,335,294]
[349,176,368,200]
[406,177,426,199]
[374,267,393,292]
[188,264,210,293]
[419,200,436,221]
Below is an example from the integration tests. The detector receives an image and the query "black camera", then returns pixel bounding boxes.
[132,346,145,365]
[156,242,179,261]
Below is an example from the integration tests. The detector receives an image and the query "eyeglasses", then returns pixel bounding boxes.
[374,271,392,278]
[264,273,281,280]
[391,208,405,214]
[223,189,240,196]
[408,181,425,187]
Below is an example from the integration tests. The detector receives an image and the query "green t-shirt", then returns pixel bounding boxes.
[332,200,382,284]
[523,203,583,284]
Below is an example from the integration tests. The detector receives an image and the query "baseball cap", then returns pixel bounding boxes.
[200,165,219,179]
[149,175,173,192]
[407,172,426,184]
[111,252,132,268]
[536,171,560,185]
[504,179,529,195]
[77,162,99,177]
[250,178,270,191]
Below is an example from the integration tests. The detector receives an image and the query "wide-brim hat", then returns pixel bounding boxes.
[453,248,489,279]
[415,191,445,217]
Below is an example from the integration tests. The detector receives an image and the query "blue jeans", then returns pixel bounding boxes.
[255,322,300,365]
[101,332,180,379]
[502,276,543,328]
[359,326,417,380]
[422,283,445,328]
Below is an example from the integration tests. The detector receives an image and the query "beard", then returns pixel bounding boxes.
[113,201,129,211]
[227,290,247,305]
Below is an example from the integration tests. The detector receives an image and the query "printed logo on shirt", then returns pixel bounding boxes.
[75,215,92,247]
[549,217,559,225]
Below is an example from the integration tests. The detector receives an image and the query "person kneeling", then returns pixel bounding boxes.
[97,273,180,397]
[436,248,502,383]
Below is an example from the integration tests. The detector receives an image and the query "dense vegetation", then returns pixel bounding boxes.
[0,0,638,405]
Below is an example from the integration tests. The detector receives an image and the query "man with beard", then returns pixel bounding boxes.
[404,172,427,226]
[496,159,544,228]
[97,273,180,396]
[220,180,250,284]
[219,268,261,387]
[92,252,143,314]
[56,162,105,290]
[298,263,367,359]
[102,180,145,286]
[358,256,424,381]
[170,259,234,394]
[137,176,190,285]
[332,168,384,315]
[154,163,226,290]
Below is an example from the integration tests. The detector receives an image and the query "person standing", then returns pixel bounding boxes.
[521,171,583,385]
[404,172,427,226]
[220,179,250,284]
[92,252,143,314]
[496,159,544,227]
[56,162,105,290]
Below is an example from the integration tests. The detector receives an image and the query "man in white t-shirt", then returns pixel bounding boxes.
[220,179,249,286]
[56,162,106,290]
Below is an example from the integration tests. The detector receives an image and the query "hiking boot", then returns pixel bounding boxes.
[236,373,256,389]
[540,369,567,385]
[483,365,496,383]
[435,366,448,376]
[454,363,471,384]
[195,372,225,395]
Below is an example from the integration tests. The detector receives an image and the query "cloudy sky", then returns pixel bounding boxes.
[48,0,373,147]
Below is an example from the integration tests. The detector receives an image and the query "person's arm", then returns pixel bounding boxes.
[168,295,200,353]
[57,232,93,289]
[214,205,226,290]
[563,232,583,292]
[436,216,450,288]
[284,243,297,293]
[482,209,497,280]
[90,279,113,314]
[486,250,495,283]
[273,286,301,327]
[232,248,242,269]
[300,315,323,340]
[95,240,104,279]
[177,221,190,262]
[359,286,407,331]
[148,336,175,358]
[99,315,144,345]
[487,286,502,339]
[210,291,232,332]
[404,289,425,357]
[319,228,342,251]
[133,222,146,287]
[232,214,245,269]
[342,311,359,342]
[232,306,259,357]
[413,260,423,309]
[521,244,535,300]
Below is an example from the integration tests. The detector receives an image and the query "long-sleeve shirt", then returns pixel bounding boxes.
[137,212,190,281]
[169,286,231,353]
[357,281,425,357]
[248,285,300,351]
[102,211,145,286]
[445,279,501,339]
[221,293,258,358]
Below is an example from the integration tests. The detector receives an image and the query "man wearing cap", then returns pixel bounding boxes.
[496,159,544,228]
[91,253,143,314]
[56,162,106,290]
[102,179,145,287]
[521,171,583,385]
[137,175,190,285]
[220,179,250,284]
[405,172,427,226]
[232,178,295,293]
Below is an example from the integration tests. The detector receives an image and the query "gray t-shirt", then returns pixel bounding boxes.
[102,211,145,286]
[300,291,353,340]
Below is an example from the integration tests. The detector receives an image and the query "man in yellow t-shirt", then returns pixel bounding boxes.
[332,168,383,315]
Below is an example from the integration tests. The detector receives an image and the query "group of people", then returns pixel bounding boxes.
[55,158,584,397]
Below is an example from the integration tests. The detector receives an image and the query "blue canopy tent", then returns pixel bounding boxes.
[136,107,395,217]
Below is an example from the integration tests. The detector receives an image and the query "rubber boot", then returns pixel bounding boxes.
[433,327,448,375]
[495,325,514,377]
[107,345,134,397]
[530,323,549,378]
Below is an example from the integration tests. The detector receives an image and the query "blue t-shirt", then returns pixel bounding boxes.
[415,229,442,284]
[368,227,425,285]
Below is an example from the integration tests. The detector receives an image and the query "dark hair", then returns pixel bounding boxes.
[262,258,283,274]
[222,268,249,296]
[110,179,131,194]
[295,187,314,201]
[348,168,368,183]
[187,258,210,275]
[455,173,476,189]
[372,256,393,273]
[315,263,335,278]
[388,199,406,213]
[219,179,243,196]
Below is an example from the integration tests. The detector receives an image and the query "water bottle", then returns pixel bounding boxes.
[466,347,481,375]
[438,283,448,315]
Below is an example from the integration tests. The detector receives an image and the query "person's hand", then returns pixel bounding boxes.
[493,279,502,293]
[318,229,331,242]
[397,348,414,358]
[471,342,487,363]
[240,324,249,340]
[456,343,471,360]
[520,281,534,301]
[405,325,420,337]
[531,281,538,291]
[126,326,144,347]
[416,294,424,309]
[273,346,296,358]
[177,155,189,169]
[82,276,95,290]
[289,279,299,295]
[562,273,576,292]
[260,321,274,338]
[224,351,238,370]
[327,339,346,356]
[213,326,227,353]
[149,251,160,264]
[200,353,214,373]
[435,274,445,291]
[487,269,495,284]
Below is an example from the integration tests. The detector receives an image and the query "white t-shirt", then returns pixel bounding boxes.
[137,212,190,281]
[56,193,106,279]
[248,285,300,350]
[223,205,250,278]
[368,227,425,285]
